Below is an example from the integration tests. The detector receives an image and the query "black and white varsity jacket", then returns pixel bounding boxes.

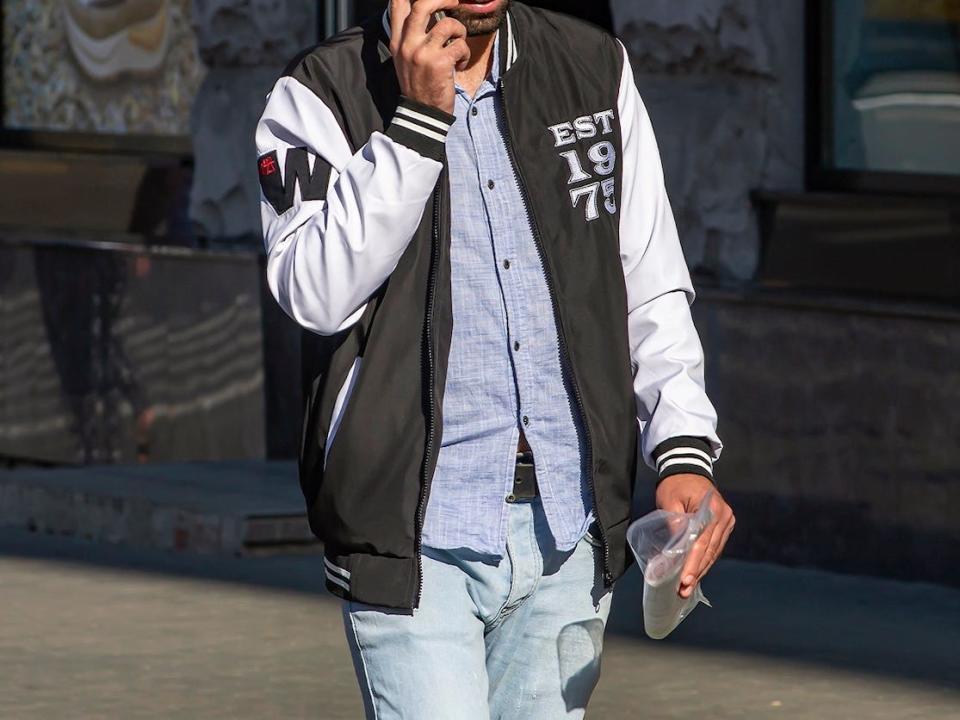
[256,3,723,609]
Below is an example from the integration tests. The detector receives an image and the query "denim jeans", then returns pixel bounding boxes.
[341,497,614,719]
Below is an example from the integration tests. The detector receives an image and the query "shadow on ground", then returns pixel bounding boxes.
[1,526,958,694]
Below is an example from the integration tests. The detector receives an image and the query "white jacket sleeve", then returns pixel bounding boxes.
[616,41,723,483]
[256,76,455,335]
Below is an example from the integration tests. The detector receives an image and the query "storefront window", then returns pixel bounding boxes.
[829,0,960,177]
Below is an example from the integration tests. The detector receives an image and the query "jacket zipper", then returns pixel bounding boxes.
[414,172,445,607]
[499,78,612,584]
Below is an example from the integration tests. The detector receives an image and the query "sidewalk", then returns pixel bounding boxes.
[0,527,957,719]
[1,462,958,717]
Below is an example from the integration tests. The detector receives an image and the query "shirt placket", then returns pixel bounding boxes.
[482,109,573,534]
[473,100,542,497]
[465,87,523,510]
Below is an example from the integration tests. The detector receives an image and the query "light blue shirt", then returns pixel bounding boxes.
[421,34,594,556]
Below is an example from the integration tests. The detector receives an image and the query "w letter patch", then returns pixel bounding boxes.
[258,147,332,215]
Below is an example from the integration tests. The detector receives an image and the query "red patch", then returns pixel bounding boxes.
[259,155,278,176]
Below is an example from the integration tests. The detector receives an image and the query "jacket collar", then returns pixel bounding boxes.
[379,6,519,74]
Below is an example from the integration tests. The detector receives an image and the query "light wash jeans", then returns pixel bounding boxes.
[341,497,614,719]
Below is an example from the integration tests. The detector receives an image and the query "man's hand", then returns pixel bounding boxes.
[655,473,735,599]
[390,0,471,115]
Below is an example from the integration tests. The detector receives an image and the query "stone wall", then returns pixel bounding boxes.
[687,291,960,585]
[188,0,317,242]
[611,0,806,281]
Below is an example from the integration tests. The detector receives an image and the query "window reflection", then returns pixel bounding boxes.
[833,0,960,175]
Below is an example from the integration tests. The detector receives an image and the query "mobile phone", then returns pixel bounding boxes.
[428,10,447,31]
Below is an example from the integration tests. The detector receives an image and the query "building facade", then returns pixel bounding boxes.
[1,1,957,584]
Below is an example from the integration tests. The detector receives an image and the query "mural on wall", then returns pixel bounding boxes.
[188,0,318,241]
[611,0,806,281]
[2,0,206,137]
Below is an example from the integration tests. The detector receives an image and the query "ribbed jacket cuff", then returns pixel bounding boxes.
[653,436,716,485]
[385,97,455,163]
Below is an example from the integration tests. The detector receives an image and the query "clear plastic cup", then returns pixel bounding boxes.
[625,492,714,640]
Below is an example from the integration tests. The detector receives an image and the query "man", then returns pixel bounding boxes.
[256,1,735,717]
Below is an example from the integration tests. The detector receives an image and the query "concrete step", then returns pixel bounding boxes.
[0,461,318,556]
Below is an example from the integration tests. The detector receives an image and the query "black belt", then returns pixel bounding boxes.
[507,450,539,503]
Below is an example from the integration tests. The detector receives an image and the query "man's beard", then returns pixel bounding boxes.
[448,0,510,37]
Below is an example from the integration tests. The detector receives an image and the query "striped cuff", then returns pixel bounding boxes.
[653,436,716,484]
[386,97,455,163]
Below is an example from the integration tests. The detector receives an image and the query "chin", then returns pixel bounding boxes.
[450,0,510,37]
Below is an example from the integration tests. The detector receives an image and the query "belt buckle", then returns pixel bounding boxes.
[509,451,538,502]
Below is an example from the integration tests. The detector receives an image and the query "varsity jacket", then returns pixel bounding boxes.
[256,3,723,609]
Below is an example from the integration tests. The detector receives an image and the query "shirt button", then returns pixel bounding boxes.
[488,179,495,190]
[506,493,517,503]
[503,259,511,270]
[514,341,520,351]
[522,415,530,426]
[471,107,479,116]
